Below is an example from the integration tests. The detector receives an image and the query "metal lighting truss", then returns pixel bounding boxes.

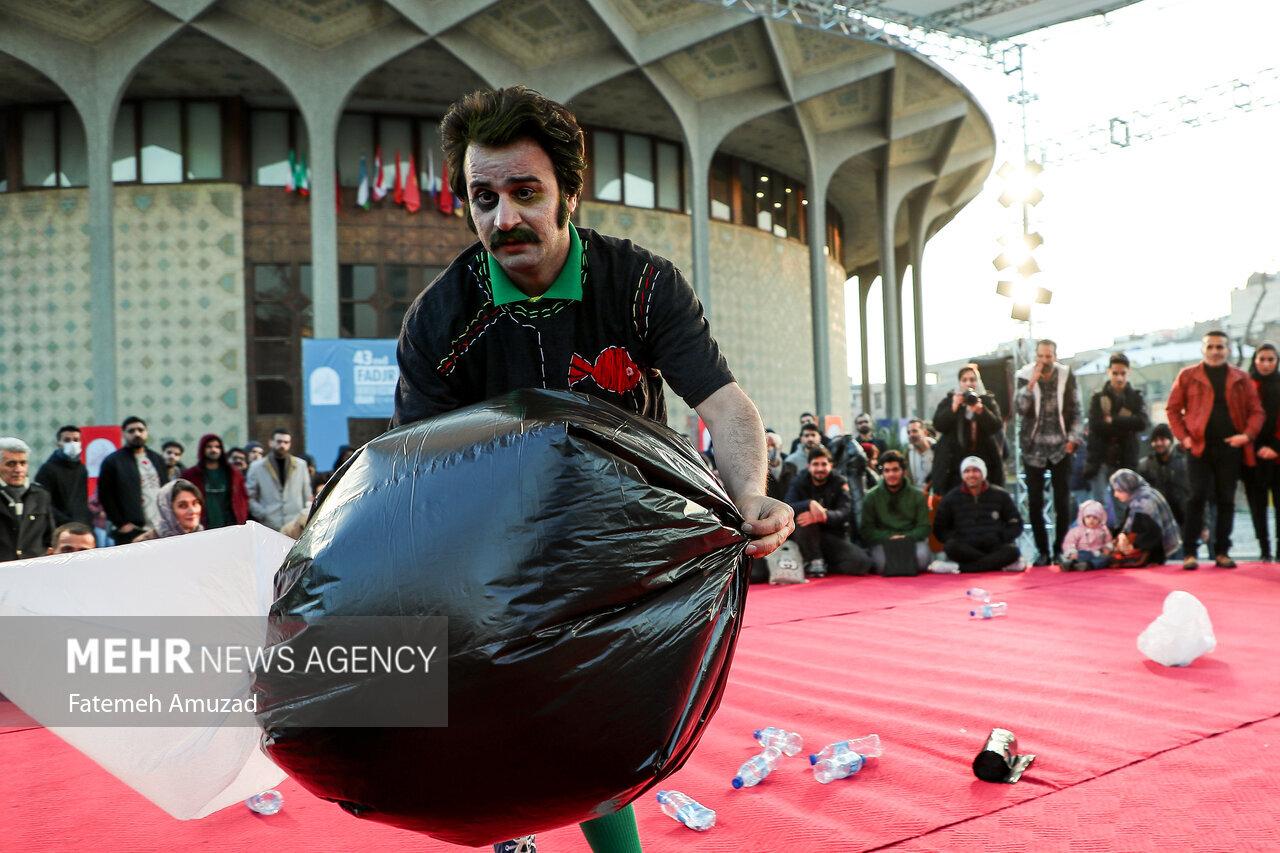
[699,1,1280,164]
[692,0,1009,69]
[1038,66,1280,164]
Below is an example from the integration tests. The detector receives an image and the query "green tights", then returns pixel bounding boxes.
[579,803,643,853]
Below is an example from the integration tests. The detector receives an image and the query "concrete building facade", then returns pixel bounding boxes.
[0,0,995,458]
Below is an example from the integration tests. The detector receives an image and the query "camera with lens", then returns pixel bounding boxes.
[962,389,981,406]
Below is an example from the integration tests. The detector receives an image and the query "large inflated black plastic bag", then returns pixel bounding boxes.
[254,389,749,845]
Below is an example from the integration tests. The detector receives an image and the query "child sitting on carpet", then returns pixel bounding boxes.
[1060,500,1113,571]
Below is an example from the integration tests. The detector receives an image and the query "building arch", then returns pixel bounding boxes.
[0,4,184,426]
[0,0,996,457]
[114,27,308,447]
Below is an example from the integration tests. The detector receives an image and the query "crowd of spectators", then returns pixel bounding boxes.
[756,385,1032,579]
[751,328,1274,582]
[0,418,356,562]
[2,329,1273,578]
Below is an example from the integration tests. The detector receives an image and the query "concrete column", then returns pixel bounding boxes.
[0,10,179,425]
[304,109,340,339]
[853,263,877,416]
[876,168,903,418]
[642,63,792,324]
[907,195,930,418]
[805,172,831,418]
[684,142,713,316]
[80,98,120,424]
[894,244,911,416]
[792,110,887,425]
[191,9,427,342]
[910,253,927,417]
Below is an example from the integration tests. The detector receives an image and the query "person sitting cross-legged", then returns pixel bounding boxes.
[930,456,1024,574]
[860,449,931,575]
[784,445,873,577]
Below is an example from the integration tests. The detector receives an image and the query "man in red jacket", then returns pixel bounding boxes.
[180,434,249,528]
[1166,330,1264,569]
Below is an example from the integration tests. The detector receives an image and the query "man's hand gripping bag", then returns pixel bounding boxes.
[253,389,749,845]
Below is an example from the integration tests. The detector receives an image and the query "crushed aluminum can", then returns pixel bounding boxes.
[972,727,1035,783]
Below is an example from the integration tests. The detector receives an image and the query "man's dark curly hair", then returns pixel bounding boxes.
[440,86,587,232]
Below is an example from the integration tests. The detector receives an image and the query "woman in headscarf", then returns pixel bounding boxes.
[1108,468,1180,567]
[1244,342,1280,561]
[132,479,205,541]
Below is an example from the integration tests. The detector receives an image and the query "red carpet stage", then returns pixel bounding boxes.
[3,564,1279,851]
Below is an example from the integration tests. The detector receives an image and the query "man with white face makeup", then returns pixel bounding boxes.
[393,86,791,561]
[391,85,794,853]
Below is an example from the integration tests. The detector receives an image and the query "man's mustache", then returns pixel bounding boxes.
[490,227,540,247]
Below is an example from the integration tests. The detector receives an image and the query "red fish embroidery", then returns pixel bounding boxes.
[569,347,643,393]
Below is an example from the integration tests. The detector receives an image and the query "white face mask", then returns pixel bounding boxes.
[61,441,82,459]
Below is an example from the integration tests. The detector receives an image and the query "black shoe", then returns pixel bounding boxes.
[1033,553,1051,567]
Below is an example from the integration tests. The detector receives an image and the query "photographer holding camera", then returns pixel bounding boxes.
[931,363,1005,498]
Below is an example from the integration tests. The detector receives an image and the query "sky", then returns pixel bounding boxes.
[847,0,1280,384]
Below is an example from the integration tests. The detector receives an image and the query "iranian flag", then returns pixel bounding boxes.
[372,147,387,201]
[393,151,404,206]
[405,155,421,213]
[296,153,310,196]
[437,161,454,215]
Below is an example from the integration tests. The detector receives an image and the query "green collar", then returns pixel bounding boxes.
[488,223,583,305]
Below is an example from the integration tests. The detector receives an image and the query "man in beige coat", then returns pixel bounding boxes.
[245,428,311,531]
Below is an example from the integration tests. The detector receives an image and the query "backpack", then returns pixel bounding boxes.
[879,537,920,577]
[762,540,806,585]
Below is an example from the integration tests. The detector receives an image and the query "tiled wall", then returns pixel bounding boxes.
[1,189,848,463]
[578,202,853,439]
[0,190,95,458]
[0,185,247,461]
[113,184,248,457]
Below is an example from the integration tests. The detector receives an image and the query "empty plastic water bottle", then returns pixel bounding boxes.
[754,726,804,756]
[656,790,716,831]
[245,790,283,815]
[811,735,883,783]
[808,733,882,765]
[970,602,1008,619]
[966,587,991,602]
[732,746,782,788]
[814,751,875,783]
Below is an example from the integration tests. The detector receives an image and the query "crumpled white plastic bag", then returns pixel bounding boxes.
[1137,590,1216,667]
[0,522,291,818]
